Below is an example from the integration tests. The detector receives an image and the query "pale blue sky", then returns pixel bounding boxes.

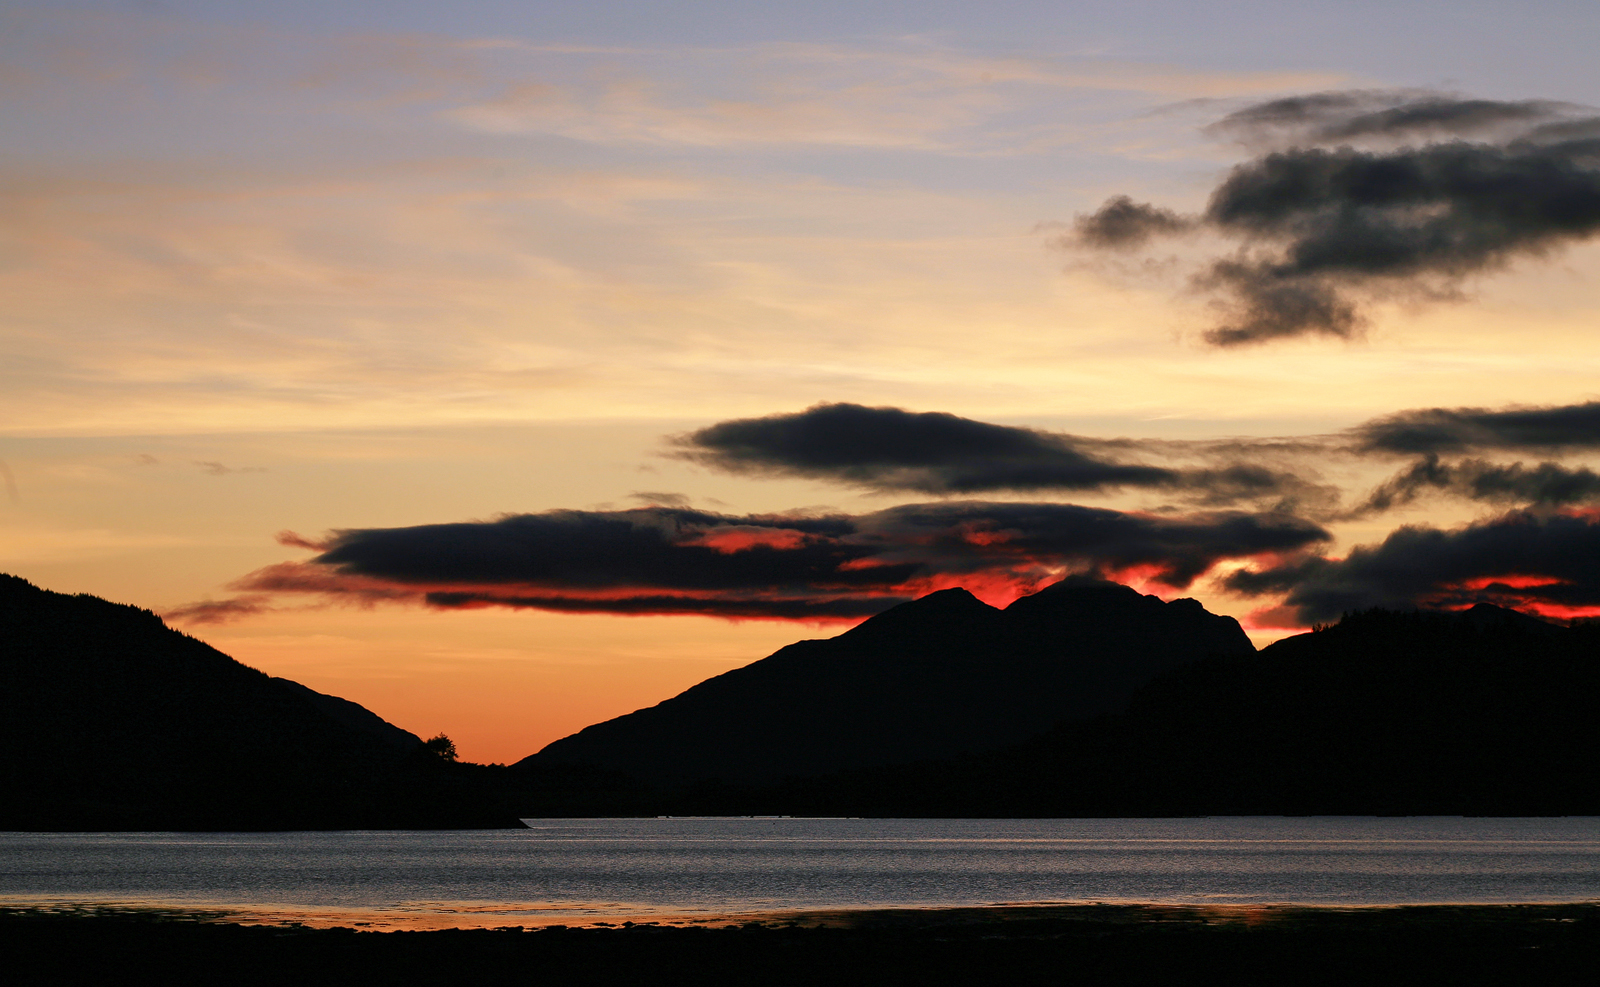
[30,0,1598,88]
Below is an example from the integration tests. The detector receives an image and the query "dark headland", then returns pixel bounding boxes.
[0,574,523,829]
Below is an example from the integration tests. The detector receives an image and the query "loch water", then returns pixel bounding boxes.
[3,817,1598,928]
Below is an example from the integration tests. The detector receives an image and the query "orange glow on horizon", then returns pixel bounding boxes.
[1456,574,1566,591]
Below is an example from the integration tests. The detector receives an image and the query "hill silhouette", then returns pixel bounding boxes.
[0,574,524,829]
[18,567,1588,823]
[520,577,1253,787]
[746,604,1600,816]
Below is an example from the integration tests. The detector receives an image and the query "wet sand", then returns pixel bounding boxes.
[6,902,1599,985]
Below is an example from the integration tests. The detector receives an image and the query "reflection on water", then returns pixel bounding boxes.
[2,817,1598,929]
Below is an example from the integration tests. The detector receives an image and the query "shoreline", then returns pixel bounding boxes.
[8,896,1600,931]
[6,901,1600,985]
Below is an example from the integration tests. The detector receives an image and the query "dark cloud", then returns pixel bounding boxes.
[304,508,880,593]
[1067,92,1600,345]
[674,403,1318,505]
[1200,137,1600,345]
[1071,195,1194,249]
[1349,455,1600,516]
[677,400,1600,520]
[864,501,1326,587]
[676,403,1170,491]
[1339,400,1600,515]
[206,501,1327,622]
[420,592,896,621]
[1198,261,1361,345]
[1525,117,1600,143]
[1317,99,1569,143]
[1207,91,1576,146]
[1224,508,1600,624]
[1352,400,1600,455]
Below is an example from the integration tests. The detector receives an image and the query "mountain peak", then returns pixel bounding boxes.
[883,585,992,614]
[1019,573,1140,595]
[1000,575,1227,632]
[526,577,1252,787]
[833,586,1000,646]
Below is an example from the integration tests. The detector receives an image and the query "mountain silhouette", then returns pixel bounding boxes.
[0,574,523,829]
[751,603,1600,816]
[520,577,1253,787]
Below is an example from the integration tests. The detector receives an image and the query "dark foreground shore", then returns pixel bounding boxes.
[6,903,1600,986]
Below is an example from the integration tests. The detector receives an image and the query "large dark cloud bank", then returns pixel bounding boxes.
[168,392,1600,631]
[172,501,1324,623]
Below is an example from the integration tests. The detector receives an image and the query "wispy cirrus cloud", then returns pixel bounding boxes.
[162,594,277,625]
[445,75,985,150]
[442,42,1341,151]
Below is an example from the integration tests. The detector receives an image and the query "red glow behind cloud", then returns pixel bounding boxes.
[1431,578,1599,621]
[1094,561,1187,597]
[1422,573,1592,622]
[1523,604,1600,620]
[215,559,1189,624]
[677,526,813,553]
[203,557,1163,625]
[167,503,1331,626]
[955,524,1016,547]
[897,569,1063,609]
[1455,574,1566,591]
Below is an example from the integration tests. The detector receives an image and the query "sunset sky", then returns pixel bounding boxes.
[6,1,1600,762]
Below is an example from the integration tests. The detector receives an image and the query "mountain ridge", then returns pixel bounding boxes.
[735,603,1600,817]
[0,573,523,829]
[520,576,1254,786]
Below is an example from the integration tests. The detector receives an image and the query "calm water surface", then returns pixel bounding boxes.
[3,818,1598,928]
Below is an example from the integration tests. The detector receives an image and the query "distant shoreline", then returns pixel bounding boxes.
[8,898,1600,932]
[6,902,1599,985]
